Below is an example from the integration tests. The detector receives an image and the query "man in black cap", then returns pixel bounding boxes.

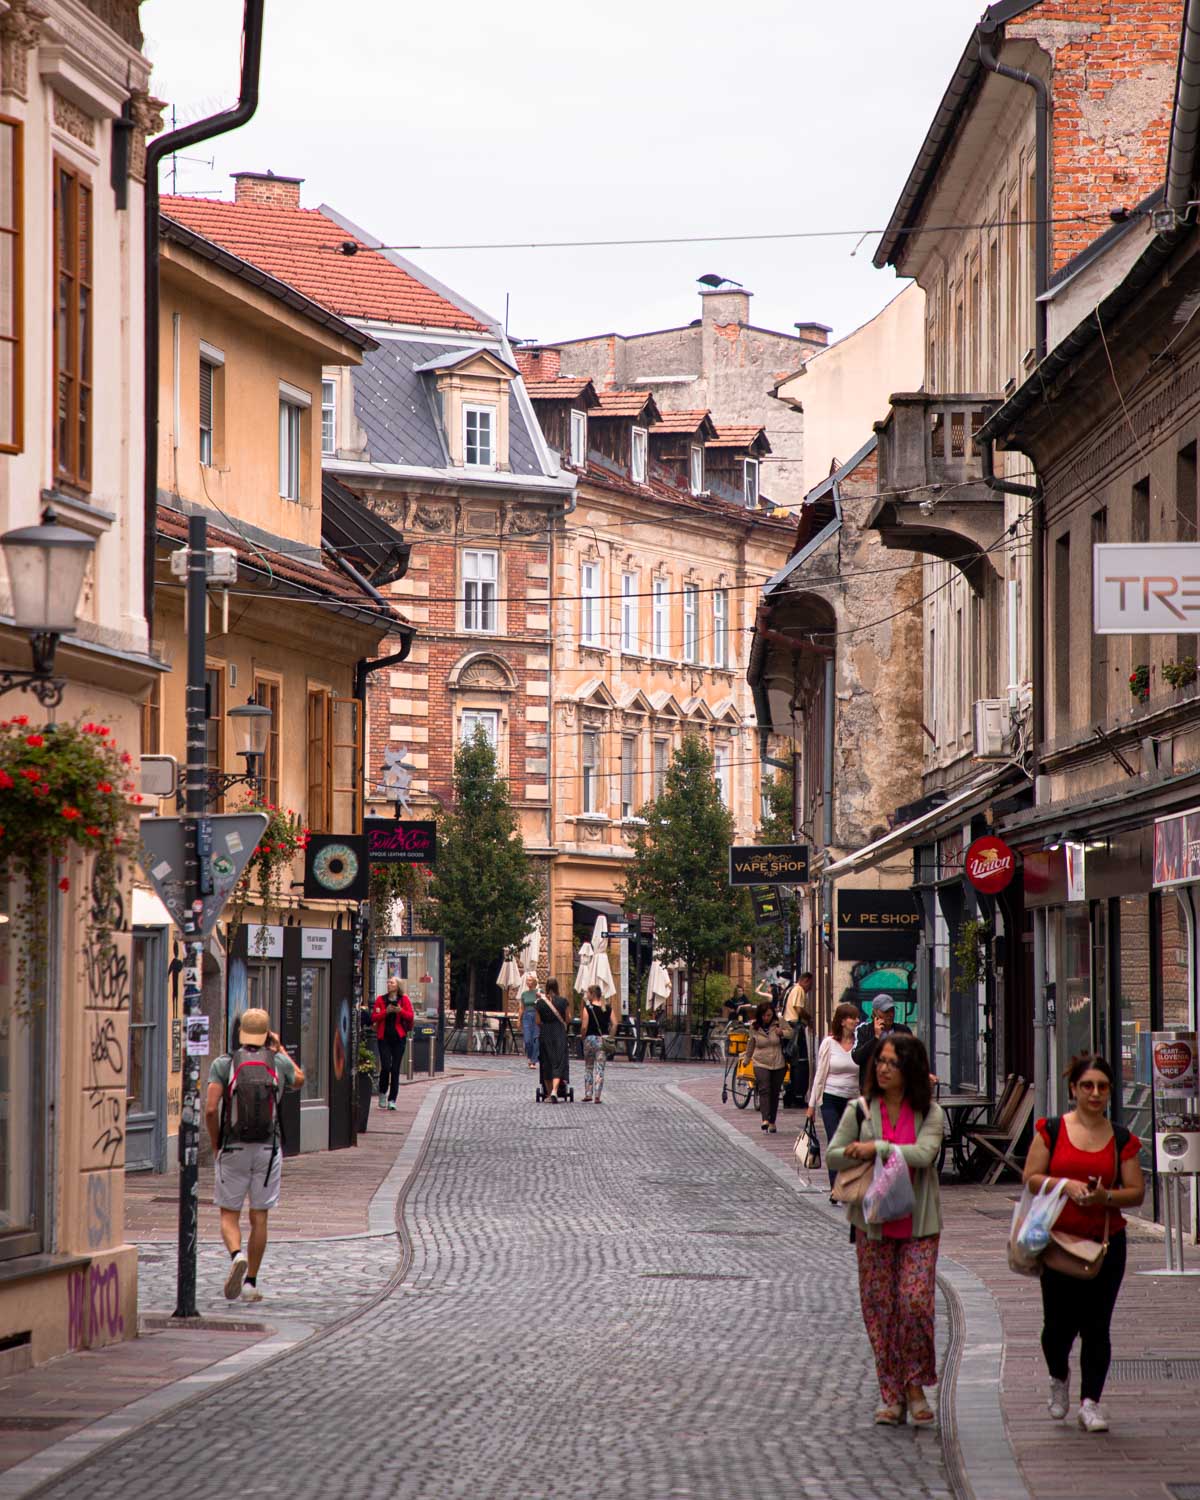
[851,998,912,1087]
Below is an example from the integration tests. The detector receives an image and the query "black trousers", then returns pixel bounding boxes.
[820,1093,855,1188]
[1040,1229,1127,1402]
[757,1066,785,1124]
[378,1033,407,1102]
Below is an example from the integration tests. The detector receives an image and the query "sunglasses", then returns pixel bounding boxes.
[1075,1079,1111,1094]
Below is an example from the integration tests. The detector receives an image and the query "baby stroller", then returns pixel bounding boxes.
[535,1078,574,1103]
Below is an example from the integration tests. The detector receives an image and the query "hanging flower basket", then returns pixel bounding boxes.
[225,800,309,954]
[1163,656,1198,691]
[0,718,138,1004]
[1129,664,1150,702]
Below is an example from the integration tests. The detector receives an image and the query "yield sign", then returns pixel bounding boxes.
[137,814,267,940]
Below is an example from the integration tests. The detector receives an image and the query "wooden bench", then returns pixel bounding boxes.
[962,1084,1034,1184]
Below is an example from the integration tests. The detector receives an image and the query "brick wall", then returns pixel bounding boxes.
[232,171,304,209]
[1009,1,1180,272]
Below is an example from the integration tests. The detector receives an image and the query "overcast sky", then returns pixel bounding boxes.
[142,0,976,349]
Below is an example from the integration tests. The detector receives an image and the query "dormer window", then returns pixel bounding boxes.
[631,426,648,484]
[464,404,496,467]
[743,458,759,508]
[690,445,704,495]
[570,409,587,468]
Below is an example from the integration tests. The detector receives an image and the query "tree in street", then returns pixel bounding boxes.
[426,728,541,1034]
[622,735,754,1013]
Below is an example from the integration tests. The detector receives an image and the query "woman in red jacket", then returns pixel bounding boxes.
[371,977,414,1110]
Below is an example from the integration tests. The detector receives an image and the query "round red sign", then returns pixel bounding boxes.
[965,836,1017,894]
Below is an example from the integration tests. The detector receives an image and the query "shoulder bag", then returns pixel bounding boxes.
[830,1101,872,1205]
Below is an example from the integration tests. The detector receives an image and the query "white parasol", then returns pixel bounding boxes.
[518,916,541,974]
[574,941,596,994]
[588,914,617,999]
[497,955,522,992]
[646,950,673,1002]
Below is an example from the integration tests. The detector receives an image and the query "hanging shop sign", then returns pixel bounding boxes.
[836,890,921,961]
[964,835,1017,895]
[1093,543,1200,633]
[728,843,810,887]
[750,885,783,926]
[304,834,368,902]
[364,817,437,866]
[1065,842,1087,903]
[1152,807,1200,888]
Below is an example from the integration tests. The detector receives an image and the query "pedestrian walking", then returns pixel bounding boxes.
[850,998,912,1085]
[1021,1053,1144,1434]
[806,1001,861,1191]
[828,1032,944,1426]
[372,977,414,1111]
[742,999,792,1133]
[519,972,541,1068]
[781,971,814,1107]
[581,983,613,1103]
[204,1007,303,1303]
[537,977,570,1102]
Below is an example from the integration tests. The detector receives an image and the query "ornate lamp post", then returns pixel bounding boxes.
[210,698,271,800]
[0,508,95,707]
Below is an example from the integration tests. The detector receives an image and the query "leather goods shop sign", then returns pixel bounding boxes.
[836,890,921,961]
[364,817,437,866]
[728,843,810,886]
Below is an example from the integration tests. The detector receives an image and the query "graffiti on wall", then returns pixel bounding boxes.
[83,860,130,1172]
[66,1258,125,1350]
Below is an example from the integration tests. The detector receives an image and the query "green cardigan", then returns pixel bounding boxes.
[826,1096,945,1241]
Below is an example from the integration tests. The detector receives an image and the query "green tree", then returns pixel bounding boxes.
[756,771,800,974]
[622,735,754,1013]
[426,728,541,1033]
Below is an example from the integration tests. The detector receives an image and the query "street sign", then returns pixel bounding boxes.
[728,843,810,886]
[1093,543,1200,633]
[750,885,783,925]
[138,813,267,939]
[836,889,920,961]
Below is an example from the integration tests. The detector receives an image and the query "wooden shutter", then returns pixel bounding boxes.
[330,696,362,832]
[0,116,22,455]
[307,689,330,833]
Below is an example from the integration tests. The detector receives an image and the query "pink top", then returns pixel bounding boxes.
[880,1099,916,1239]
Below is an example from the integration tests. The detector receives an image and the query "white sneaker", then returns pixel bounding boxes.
[1077,1399,1109,1433]
[1048,1377,1069,1420]
[387,1099,397,1111]
[240,1283,263,1303]
[223,1251,248,1300]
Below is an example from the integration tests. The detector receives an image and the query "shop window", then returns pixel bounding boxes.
[1,116,23,455]
[53,158,93,490]
[300,963,329,1103]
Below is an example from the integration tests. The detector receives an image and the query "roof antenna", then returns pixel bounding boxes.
[505,291,510,338]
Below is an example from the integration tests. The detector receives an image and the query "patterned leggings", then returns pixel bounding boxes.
[855,1233,939,1407]
[583,1036,607,1100]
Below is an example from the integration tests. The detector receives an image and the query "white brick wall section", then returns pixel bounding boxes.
[527,563,550,580]
[525,784,548,799]
[404,725,429,743]
[389,670,429,689]
[526,613,549,630]
[526,681,549,696]
[526,706,549,722]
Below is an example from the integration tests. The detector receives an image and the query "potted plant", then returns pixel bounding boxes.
[1163,656,1198,691]
[1129,664,1150,703]
[356,1038,378,1132]
[226,800,309,953]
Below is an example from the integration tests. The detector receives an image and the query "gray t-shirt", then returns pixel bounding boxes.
[209,1048,298,1091]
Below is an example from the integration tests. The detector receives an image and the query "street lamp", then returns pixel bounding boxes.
[0,508,95,708]
[220,698,271,799]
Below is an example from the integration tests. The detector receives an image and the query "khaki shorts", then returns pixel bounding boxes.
[214,1141,282,1212]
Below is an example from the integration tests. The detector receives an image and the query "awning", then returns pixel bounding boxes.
[824,769,1022,879]
[571,898,627,929]
[321,473,411,587]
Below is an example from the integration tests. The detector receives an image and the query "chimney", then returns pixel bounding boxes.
[700,286,751,327]
[514,346,561,382]
[231,170,304,209]
[795,321,832,348]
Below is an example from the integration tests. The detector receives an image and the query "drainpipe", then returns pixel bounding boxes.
[143,0,266,639]
[821,656,835,1010]
[978,27,1048,363]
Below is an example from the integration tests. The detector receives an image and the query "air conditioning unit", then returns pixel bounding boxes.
[972,698,1009,760]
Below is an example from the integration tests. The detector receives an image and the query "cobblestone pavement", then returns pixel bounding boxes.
[37,1071,955,1500]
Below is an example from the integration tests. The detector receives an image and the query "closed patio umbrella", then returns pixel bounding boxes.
[497,955,522,992]
[574,941,596,995]
[646,953,672,1004]
[518,916,541,975]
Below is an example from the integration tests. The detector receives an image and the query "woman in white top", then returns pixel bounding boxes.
[807,1002,861,1191]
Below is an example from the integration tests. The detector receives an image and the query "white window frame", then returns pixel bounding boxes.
[621,573,638,653]
[279,397,303,500]
[463,403,496,467]
[570,408,587,468]
[461,707,499,747]
[321,378,337,456]
[582,729,601,814]
[631,426,648,483]
[463,548,498,633]
[714,745,730,806]
[652,578,669,658]
[199,358,216,467]
[743,458,759,507]
[690,444,704,495]
[713,589,728,668]
[682,585,699,664]
[620,735,637,819]
[580,561,600,646]
[652,737,669,799]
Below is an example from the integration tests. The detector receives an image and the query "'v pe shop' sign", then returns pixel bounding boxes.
[728,844,810,887]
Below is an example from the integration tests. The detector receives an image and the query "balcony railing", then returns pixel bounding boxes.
[875,393,998,495]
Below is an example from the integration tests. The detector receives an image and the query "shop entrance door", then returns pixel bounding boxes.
[126,929,167,1172]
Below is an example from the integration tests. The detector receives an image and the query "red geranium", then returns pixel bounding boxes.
[96,782,113,793]
[0,770,12,790]
[60,805,81,820]
[58,877,70,892]
[25,734,44,748]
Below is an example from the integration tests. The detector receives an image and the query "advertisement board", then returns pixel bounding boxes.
[835,889,921,961]
[1153,807,1200,888]
[728,844,810,886]
[364,818,437,866]
[1093,543,1200,633]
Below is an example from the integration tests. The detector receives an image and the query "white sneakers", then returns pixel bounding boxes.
[1077,1399,1109,1433]
[241,1283,264,1303]
[223,1250,248,1300]
[1048,1377,1069,1420]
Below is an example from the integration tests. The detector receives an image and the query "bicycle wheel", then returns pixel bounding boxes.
[731,1070,753,1109]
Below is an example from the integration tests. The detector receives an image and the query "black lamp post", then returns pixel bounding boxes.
[218,698,271,799]
[0,508,95,708]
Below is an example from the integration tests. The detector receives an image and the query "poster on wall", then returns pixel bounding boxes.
[304,834,368,902]
[1153,808,1200,888]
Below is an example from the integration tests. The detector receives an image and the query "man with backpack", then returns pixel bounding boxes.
[204,1007,304,1302]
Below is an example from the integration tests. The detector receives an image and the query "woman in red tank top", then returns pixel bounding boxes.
[1022,1053,1145,1435]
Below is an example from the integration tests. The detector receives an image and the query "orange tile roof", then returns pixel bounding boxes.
[592,389,655,417]
[649,409,717,438]
[523,377,594,400]
[159,196,488,333]
[708,424,769,448]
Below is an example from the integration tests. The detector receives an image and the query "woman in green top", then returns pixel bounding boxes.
[519,971,541,1068]
[827,1033,944,1427]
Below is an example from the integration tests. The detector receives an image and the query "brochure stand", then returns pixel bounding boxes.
[1139,1030,1200,1276]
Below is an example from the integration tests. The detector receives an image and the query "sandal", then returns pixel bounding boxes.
[873,1405,905,1426]
[907,1397,934,1425]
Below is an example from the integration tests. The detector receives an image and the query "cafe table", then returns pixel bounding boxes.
[935,1092,992,1176]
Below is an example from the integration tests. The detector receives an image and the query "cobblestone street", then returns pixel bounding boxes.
[31,1067,956,1500]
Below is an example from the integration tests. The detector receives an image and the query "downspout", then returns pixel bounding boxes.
[978,27,1048,362]
[143,0,265,639]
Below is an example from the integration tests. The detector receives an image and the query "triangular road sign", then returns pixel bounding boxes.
[138,814,267,939]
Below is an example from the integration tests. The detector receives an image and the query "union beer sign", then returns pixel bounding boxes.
[964,835,1016,895]
[728,843,810,887]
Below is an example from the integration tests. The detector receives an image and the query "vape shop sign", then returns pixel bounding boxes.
[364,818,437,866]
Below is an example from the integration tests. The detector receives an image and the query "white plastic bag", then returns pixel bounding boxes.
[1008,1180,1067,1276]
[863,1146,915,1224]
